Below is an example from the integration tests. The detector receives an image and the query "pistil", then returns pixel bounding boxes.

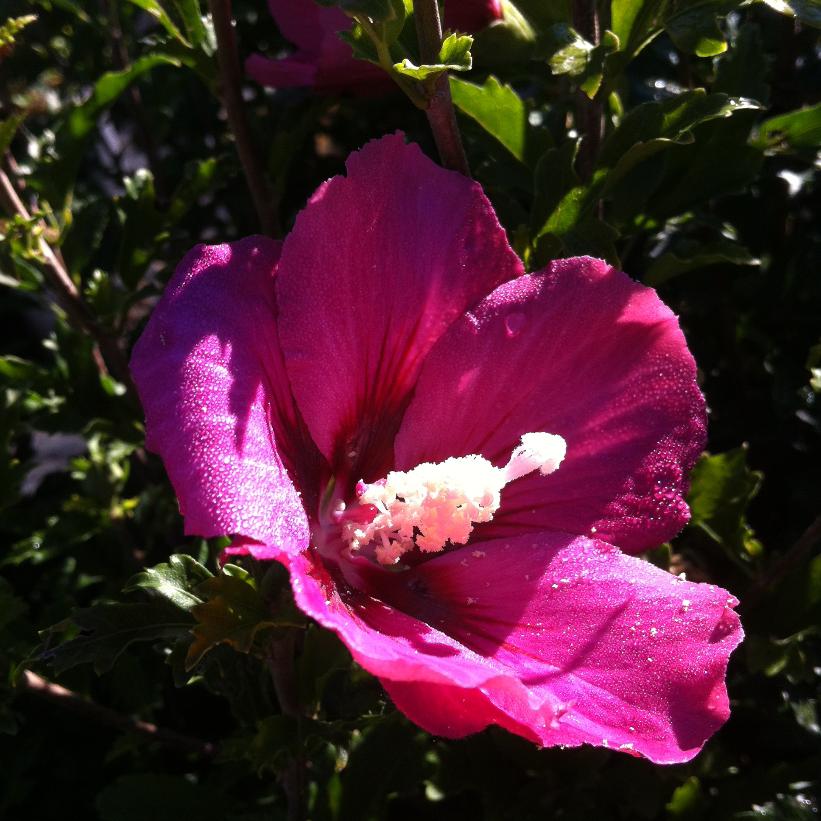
[340,432,566,565]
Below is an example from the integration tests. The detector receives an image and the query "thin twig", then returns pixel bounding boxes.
[19,670,216,756]
[0,165,136,395]
[413,0,471,176]
[573,0,603,182]
[743,514,821,611]
[208,0,280,236]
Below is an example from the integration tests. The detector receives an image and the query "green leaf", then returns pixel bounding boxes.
[611,0,667,59]
[665,1,734,57]
[124,0,189,45]
[752,103,821,152]
[762,0,821,29]
[170,0,211,49]
[394,33,473,79]
[530,140,618,264]
[687,447,764,566]
[543,24,593,77]
[41,602,193,674]
[0,15,37,47]
[645,236,759,286]
[185,568,279,669]
[450,75,551,166]
[125,554,213,612]
[667,777,707,818]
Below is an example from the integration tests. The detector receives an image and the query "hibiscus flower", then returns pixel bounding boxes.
[130,134,742,764]
[246,0,503,93]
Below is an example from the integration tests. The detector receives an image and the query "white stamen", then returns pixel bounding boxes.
[343,431,566,565]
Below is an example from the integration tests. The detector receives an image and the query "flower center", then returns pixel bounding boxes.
[339,432,566,565]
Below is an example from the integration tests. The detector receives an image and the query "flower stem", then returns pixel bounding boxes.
[208,0,281,236]
[413,0,471,176]
[268,632,304,820]
[573,0,603,182]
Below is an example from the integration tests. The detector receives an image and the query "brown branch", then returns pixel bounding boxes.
[573,0,603,183]
[18,670,216,757]
[413,0,471,176]
[208,0,281,236]
[0,165,136,396]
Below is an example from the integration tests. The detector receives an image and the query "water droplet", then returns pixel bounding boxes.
[504,312,526,338]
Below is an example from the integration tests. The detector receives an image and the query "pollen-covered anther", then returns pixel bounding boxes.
[343,432,566,565]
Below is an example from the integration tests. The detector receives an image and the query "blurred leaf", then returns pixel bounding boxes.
[0,15,37,47]
[762,0,821,28]
[450,75,551,166]
[667,777,707,818]
[714,22,770,104]
[0,114,24,157]
[125,554,213,612]
[44,54,181,200]
[97,774,229,821]
[298,625,351,708]
[185,567,279,669]
[807,341,821,393]
[170,0,211,49]
[752,103,821,152]
[42,602,192,674]
[688,448,764,566]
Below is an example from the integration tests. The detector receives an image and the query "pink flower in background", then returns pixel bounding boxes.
[131,134,742,764]
[246,0,503,93]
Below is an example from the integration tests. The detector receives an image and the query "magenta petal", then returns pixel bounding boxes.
[281,534,741,763]
[395,257,706,553]
[389,534,740,762]
[130,238,311,553]
[276,134,524,479]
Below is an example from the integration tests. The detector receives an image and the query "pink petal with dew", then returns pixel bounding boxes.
[130,237,315,553]
[280,533,740,764]
[276,134,523,481]
[395,257,706,554]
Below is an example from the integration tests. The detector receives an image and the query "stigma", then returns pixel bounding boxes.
[341,432,566,565]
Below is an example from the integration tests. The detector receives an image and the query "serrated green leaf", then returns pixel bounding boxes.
[125,554,213,612]
[394,33,473,79]
[543,23,593,76]
[185,569,278,669]
[41,602,193,674]
[450,75,551,165]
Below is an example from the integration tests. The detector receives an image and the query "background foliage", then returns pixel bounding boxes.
[1,0,820,818]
